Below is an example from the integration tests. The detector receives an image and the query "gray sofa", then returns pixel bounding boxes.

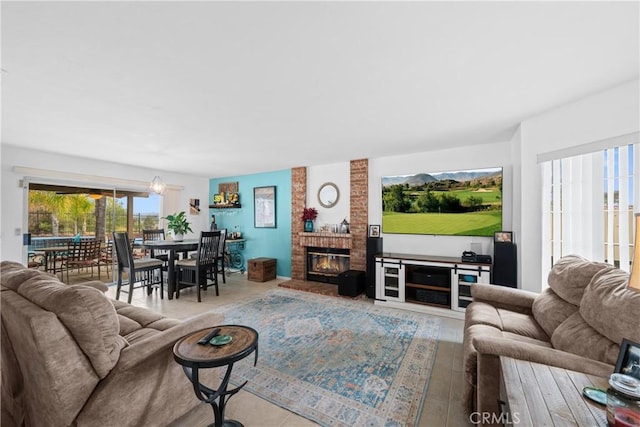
[463,255,640,420]
[1,261,224,426]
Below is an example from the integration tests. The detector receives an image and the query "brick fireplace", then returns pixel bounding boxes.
[291,159,368,282]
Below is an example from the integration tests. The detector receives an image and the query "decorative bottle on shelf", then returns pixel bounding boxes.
[304,219,314,232]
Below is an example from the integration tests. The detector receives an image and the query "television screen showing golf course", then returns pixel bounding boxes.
[382,167,503,237]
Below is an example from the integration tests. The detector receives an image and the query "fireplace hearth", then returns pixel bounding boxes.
[306,246,350,284]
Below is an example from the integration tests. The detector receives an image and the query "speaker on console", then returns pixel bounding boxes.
[366,237,383,298]
[493,241,517,288]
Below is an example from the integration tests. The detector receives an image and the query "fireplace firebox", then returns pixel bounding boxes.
[306,247,350,284]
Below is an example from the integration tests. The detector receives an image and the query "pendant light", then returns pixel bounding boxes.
[149,176,167,195]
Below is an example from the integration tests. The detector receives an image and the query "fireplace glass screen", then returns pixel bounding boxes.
[306,247,350,283]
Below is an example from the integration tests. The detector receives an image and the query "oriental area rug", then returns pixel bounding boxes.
[219,289,441,427]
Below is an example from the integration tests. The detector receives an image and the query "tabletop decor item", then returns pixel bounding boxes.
[302,207,318,232]
[606,373,640,426]
[163,211,192,241]
[209,334,233,346]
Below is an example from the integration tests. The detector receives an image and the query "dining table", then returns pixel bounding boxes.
[36,246,71,276]
[141,239,199,299]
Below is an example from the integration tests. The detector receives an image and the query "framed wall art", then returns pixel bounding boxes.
[615,339,640,380]
[494,231,513,243]
[254,186,276,228]
[189,198,200,215]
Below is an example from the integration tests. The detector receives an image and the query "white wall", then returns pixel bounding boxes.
[518,79,640,292]
[369,141,514,259]
[509,125,523,286]
[1,144,211,263]
[4,80,636,285]
[307,161,351,230]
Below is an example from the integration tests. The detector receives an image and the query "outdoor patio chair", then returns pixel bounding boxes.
[63,239,101,283]
[98,240,114,279]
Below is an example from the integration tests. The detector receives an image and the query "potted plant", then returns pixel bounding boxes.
[301,207,318,232]
[163,211,192,241]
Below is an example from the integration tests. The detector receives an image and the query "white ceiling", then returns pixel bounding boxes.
[2,1,638,178]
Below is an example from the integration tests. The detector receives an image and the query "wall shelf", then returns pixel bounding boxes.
[209,204,241,209]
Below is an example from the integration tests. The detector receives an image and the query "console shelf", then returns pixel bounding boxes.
[375,252,491,319]
[405,283,451,292]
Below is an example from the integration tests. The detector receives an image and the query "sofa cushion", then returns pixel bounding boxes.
[580,268,640,345]
[464,301,549,342]
[15,274,125,378]
[551,312,620,365]
[532,288,578,337]
[547,255,612,305]
[111,299,183,345]
[498,309,549,341]
[464,301,503,330]
[0,261,46,290]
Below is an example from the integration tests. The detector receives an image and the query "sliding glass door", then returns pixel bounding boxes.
[23,178,161,284]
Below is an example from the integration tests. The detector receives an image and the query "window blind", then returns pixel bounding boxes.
[540,141,638,280]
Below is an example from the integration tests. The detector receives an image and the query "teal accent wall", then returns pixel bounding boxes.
[210,169,292,277]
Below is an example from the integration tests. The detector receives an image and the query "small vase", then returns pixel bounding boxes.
[173,233,184,241]
[304,220,314,232]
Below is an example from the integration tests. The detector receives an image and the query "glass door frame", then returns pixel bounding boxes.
[22,176,151,284]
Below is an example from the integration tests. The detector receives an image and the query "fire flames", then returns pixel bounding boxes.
[315,256,342,273]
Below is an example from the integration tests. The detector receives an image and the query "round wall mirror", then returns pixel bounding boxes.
[318,182,340,208]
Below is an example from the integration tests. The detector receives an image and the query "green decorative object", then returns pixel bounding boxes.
[163,211,192,241]
[209,335,233,346]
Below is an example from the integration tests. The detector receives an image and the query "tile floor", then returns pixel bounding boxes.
[104,272,471,427]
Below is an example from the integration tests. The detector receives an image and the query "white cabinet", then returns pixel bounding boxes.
[451,265,491,312]
[375,253,491,319]
[375,258,405,302]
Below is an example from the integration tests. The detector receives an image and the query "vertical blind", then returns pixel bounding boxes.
[540,141,639,279]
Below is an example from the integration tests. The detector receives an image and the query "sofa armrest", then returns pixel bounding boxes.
[114,311,224,372]
[472,335,614,378]
[471,283,537,313]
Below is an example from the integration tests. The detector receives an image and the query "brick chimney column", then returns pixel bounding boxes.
[350,159,368,272]
[291,167,307,280]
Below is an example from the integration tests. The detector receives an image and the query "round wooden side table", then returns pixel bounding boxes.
[173,325,259,427]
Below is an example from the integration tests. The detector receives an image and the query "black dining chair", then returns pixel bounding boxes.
[142,229,170,266]
[214,228,227,284]
[113,231,164,303]
[175,231,221,302]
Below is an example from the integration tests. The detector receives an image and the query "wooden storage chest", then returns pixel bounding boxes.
[248,258,277,282]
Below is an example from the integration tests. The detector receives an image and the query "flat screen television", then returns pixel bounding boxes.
[381,167,502,237]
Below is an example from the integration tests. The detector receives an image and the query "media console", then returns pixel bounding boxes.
[375,253,491,319]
